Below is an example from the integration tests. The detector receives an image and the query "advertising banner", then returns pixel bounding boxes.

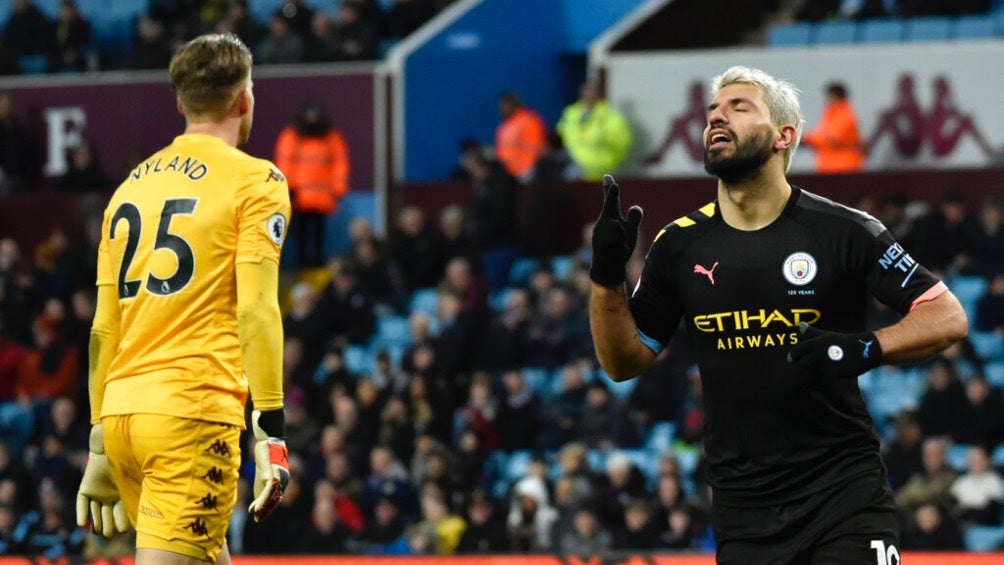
[607,42,1004,177]
[0,66,377,189]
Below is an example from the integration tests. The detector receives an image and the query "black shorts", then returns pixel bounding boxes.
[715,473,900,565]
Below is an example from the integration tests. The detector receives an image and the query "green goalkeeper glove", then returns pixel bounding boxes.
[76,425,130,537]
[248,409,289,522]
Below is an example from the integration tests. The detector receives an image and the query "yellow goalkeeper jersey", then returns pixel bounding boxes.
[96,133,290,427]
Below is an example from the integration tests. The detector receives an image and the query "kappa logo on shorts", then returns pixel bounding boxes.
[197,493,219,510]
[206,439,231,456]
[202,466,225,484]
[186,518,209,537]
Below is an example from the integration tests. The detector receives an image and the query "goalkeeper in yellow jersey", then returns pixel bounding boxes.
[75,33,291,565]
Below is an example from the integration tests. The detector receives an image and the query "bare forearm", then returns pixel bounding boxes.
[589,283,655,380]
[875,291,968,365]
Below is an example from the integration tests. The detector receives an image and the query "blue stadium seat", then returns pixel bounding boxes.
[814,21,859,44]
[946,443,971,472]
[904,17,952,42]
[950,274,987,321]
[551,255,576,279]
[508,257,540,286]
[17,55,48,75]
[615,449,660,485]
[374,315,411,346]
[645,421,677,453]
[597,368,638,401]
[971,331,1004,362]
[986,361,1004,389]
[489,286,518,312]
[992,444,1004,467]
[408,287,438,317]
[343,345,373,375]
[767,22,814,47]
[964,525,1004,552]
[859,18,906,43]
[502,450,533,485]
[954,14,998,39]
[521,366,551,398]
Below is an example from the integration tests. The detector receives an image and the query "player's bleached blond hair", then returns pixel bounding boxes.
[169,33,252,120]
[711,65,804,172]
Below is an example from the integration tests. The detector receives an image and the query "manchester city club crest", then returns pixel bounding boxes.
[783,252,817,286]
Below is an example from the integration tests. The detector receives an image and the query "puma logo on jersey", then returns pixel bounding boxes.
[694,262,719,285]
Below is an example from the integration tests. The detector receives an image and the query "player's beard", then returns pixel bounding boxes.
[703,129,774,184]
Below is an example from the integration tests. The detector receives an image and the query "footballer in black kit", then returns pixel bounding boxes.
[589,66,967,565]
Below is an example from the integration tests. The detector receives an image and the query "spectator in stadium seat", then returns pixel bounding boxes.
[524,286,589,369]
[0,322,30,458]
[56,140,110,193]
[283,387,320,457]
[506,475,558,551]
[1,0,53,60]
[415,483,466,554]
[455,371,501,452]
[477,287,531,372]
[461,147,520,292]
[441,257,490,328]
[437,204,479,274]
[895,437,959,516]
[882,410,925,491]
[975,271,1004,334]
[282,281,325,365]
[577,381,638,450]
[49,0,90,73]
[456,490,508,553]
[15,312,78,403]
[314,258,376,346]
[659,503,700,550]
[536,362,589,451]
[301,496,353,553]
[361,493,407,549]
[256,12,305,65]
[970,197,1004,277]
[497,369,540,452]
[960,374,1004,448]
[900,502,963,551]
[22,477,84,557]
[558,506,613,556]
[596,452,648,530]
[0,93,42,195]
[128,15,173,70]
[555,80,633,181]
[495,91,548,183]
[801,82,865,173]
[916,357,970,440]
[243,455,311,554]
[949,444,1003,527]
[329,1,380,61]
[214,0,264,49]
[388,206,444,292]
[276,0,314,39]
[614,498,660,550]
[360,445,417,521]
[905,189,978,275]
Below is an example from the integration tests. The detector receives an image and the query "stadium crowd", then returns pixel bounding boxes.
[0,0,452,75]
[0,149,1003,555]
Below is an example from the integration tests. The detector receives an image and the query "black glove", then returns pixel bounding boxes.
[589,174,643,287]
[787,322,883,382]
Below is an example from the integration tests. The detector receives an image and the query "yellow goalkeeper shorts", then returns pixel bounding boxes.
[102,413,241,562]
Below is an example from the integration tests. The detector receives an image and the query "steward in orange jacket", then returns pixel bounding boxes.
[275,100,350,267]
[495,91,547,181]
[802,82,865,173]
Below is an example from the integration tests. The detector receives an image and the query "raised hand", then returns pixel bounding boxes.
[589,174,643,287]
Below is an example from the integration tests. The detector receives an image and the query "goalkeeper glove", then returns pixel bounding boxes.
[76,425,130,537]
[787,322,883,383]
[248,408,289,522]
[589,175,644,287]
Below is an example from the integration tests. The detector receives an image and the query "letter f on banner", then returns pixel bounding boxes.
[43,107,87,176]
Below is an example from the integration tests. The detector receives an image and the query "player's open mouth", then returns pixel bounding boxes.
[707,130,731,150]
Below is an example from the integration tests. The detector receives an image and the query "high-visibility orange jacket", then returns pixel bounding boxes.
[274,127,350,214]
[495,107,547,179]
[802,99,865,173]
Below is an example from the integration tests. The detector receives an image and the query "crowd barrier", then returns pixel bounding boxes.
[3,554,1004,565]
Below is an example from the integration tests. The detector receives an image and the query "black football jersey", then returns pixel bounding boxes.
[630,186,944,507]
